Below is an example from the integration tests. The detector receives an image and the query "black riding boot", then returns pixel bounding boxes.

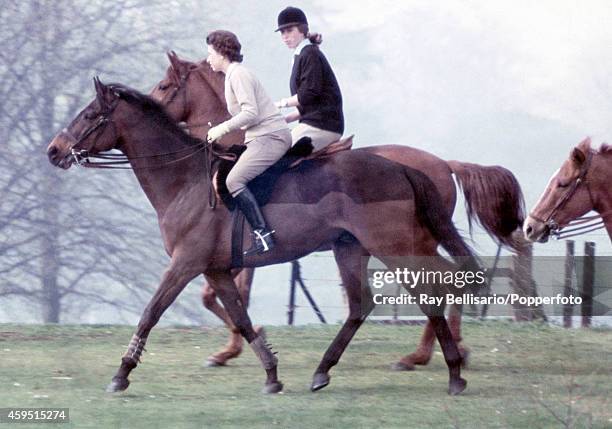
[233,188,275,256]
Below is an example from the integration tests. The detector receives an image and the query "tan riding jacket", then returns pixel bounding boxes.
[224,62,288,143]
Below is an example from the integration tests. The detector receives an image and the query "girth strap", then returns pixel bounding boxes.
[230,210,245,268]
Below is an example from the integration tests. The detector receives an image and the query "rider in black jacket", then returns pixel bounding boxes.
[275,7,344,151]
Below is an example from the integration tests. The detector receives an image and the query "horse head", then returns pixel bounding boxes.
[47,77,122,169]
[148,51,198,121]
[524,137,595,242]
[150,51,240,146]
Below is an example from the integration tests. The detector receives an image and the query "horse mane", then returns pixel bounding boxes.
[599,142,612,155]
[108,83,203,147]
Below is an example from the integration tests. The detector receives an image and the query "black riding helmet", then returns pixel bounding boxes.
[275,6,307,32]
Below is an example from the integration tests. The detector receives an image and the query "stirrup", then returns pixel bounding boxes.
[244,229,275,256]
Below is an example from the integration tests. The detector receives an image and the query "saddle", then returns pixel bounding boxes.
[216,134,354,268]
[215,135,354,210]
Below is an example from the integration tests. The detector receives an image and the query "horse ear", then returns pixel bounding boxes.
[167,51,182,73]
[571,147,586,166]
[577,136,591,153]
[167,50,177,65]
[93,76,105,96]
[166,51,185,84]
[93,76,116,107]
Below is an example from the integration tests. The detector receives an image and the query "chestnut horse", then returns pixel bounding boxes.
[47,79,482,394]
[149,52,527,368]
[524,137,612,242]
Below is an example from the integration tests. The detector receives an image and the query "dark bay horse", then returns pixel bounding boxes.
[524,137,612,242]
[149,52,527,368]
[47,79,482,395]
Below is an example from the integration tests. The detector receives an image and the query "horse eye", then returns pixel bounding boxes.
[84,112,95,120]
[158,83,169,91]
[557,180,570,188]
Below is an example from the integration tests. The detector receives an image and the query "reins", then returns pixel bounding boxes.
[553,214,606,239]
[66,86,237,208]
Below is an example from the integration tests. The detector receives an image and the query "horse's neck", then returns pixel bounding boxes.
[188,73,245,146]
[122,126,207,216]
[592,154,612,241]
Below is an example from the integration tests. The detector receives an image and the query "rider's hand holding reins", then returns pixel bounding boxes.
[274,99,289,109]
[207,122,230,143]
[274,94,299,109]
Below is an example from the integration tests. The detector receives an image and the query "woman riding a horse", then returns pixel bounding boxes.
[275,7,344,152]
[206,30,291,255]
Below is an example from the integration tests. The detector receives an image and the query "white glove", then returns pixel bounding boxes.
[275,98,289,109]
[207,122,230,143]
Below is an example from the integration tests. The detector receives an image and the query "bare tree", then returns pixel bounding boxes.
[0,0,210,324]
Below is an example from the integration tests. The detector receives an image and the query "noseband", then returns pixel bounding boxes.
[529,151,600,237]
[63,101,118,166]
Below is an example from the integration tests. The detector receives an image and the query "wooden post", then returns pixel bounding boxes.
[480,243,502,319]
[393,284,400,322]
[581,242,595,328]
[512,243,534,321]
[287,262,297,325]
[563,240,575,328]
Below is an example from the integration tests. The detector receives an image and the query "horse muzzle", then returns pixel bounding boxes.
[523,216,551,243]
[47,131,77,169]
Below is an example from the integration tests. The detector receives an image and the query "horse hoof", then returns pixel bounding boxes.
[261,381,283,394]
[391,361,415,371]
[106,377,129,393]
[448,377,467,396]
[204,358,226,368]
[310,373,330,392]
[460,350,470,369]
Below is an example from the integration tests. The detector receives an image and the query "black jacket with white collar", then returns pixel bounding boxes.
[290,44,344,135]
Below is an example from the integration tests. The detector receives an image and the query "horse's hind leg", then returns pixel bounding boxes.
[202,268,259,366]
[311,239,373,392]
[393,304,469,371]
[392,320,435,371]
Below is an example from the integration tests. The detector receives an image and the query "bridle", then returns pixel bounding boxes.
[162,65,226,132]
[529,151,605,239]
[63,88,214,170]
[62,100,119,166]
[60,86,237,208]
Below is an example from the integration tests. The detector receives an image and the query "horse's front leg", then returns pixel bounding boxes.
[206,270,282,394]
[106,256,201,392]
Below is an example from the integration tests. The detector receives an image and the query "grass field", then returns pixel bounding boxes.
[0,321,610,429]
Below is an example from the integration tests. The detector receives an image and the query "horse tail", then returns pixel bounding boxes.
[446,160,526,251]
[403,167,477,266]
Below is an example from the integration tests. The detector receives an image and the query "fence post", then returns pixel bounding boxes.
[563,240,575,328]
[512,243,534,320]
[287,262,297,325]
[581,242,595,328]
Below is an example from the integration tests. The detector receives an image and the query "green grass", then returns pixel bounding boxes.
[0,322,610,428]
